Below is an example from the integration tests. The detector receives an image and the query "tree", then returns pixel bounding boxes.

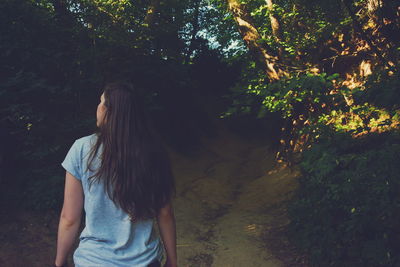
[226,0,288,81]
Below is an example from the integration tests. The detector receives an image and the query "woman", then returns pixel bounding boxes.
[53,82,177,267]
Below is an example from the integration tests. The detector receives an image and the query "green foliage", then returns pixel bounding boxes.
[0,0,96,204]
[322,68,400,135]
[257,72,340,118]
[207,0,354,61]
[256,0,345,57]
[213,1,400,266]
[288,131,400,267]
[353,69,400,110]
[221,68,344,141]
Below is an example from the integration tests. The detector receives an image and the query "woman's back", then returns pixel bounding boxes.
[54,82,176,267]
[61,134,163,267]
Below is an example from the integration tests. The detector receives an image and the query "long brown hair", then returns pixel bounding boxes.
[86,81,175,221]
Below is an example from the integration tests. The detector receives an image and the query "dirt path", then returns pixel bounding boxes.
[168,116,304,267]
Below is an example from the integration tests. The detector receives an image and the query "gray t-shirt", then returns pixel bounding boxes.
[61,133,163,267]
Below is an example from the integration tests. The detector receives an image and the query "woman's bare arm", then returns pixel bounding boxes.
[54,171,84,267]
[157,201,177,267]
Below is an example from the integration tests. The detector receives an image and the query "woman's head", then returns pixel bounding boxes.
[96,82,142,131]
[88,81,175,221]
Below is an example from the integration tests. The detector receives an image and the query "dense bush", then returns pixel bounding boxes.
[353,70,400,110]
[288,131,400,267]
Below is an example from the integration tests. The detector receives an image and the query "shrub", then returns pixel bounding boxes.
[353,69,400,110]
[288,131,400,267]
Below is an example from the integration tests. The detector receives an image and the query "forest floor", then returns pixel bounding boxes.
[0,93,308,267]
[168,109,308,267]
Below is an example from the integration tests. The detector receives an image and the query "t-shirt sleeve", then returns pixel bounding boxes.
[61,139,82,181]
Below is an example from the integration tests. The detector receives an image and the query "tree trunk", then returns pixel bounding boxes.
[265,0,284,57]
[226,0,287,82]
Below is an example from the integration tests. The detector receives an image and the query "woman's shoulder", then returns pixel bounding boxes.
[75,133,98,146]
[72,133,98,155]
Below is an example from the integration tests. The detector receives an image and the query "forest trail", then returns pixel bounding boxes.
[167,93,305,267]
[0,95,305,267]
